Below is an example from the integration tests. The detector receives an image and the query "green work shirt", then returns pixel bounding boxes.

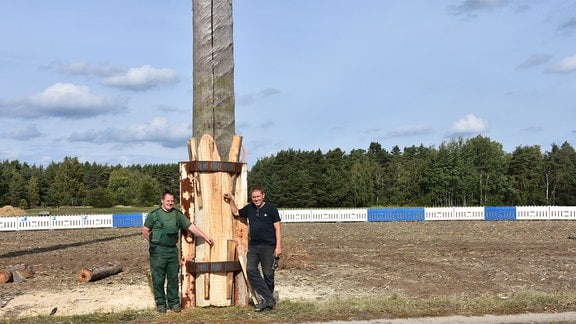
[144,208,192,247]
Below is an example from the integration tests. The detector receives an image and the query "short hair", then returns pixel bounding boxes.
[162,190,174,200]
[250,186,264,195]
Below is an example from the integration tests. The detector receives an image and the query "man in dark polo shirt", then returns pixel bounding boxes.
[224,186,282,311]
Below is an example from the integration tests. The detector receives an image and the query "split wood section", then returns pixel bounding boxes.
[180,134,249,308]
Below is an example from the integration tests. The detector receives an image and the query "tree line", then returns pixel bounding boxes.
[249,136,576,208]
[1,136,575,209]
[0,157,179,209]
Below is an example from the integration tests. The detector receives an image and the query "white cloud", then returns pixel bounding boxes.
[449,0,510,15]
[557,17,576,31]
[450,114,488,135]
[237,88,281,106]
[520,126,543,133]
[258,88,281,97]
[0,83,126,119]
[101,65,180,90]
[546,55,576,73]
[382,125,433,138]
[47,61,124,77]
[30,83,105,107]
[236,93,255,106]
[516,54,553,69]
[5,124,43,140]
[68,117,190,148]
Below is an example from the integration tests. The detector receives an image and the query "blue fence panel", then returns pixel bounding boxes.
[484,206,516,221]
[112,213,143,227]
[368,208,425,222]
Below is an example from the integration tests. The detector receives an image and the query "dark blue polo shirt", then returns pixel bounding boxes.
[238,202,281,246]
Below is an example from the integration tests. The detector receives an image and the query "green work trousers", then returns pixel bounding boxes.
[149,244,180,308]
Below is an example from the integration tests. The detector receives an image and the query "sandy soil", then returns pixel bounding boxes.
[0,206,26,216]
[1,221,576,320]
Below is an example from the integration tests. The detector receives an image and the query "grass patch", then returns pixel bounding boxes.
[3,291,576,323]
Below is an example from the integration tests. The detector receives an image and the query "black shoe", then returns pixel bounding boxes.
[157,305,167,313]
[170,305,181,312]
[254,300,275,312]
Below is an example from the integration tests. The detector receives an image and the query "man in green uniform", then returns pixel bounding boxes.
[142,190,213,313]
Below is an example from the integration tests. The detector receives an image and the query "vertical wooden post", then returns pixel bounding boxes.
[192,0,235,158]
[180,138,199,308]
[232,160,249,305]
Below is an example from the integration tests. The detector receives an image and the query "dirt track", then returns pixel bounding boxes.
[1,221,576,319]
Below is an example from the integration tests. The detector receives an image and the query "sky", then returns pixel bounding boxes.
[1,0,575,169]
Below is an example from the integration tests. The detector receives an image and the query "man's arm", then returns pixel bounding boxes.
[141,226,151,241]
[186,223,214,245]
[223,193,240,217]
[273,221,282,257]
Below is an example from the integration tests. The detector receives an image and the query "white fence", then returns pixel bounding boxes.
[516,206,576,220]
[424,207,485,221]
[2,206,576,231]
[280,208,367,223]
[0,214,113,231]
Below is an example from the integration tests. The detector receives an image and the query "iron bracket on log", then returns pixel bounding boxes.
[187,161,243,174]
[186,261,242,274]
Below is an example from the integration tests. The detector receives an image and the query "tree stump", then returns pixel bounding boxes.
[0,270,11,284]
[0,264,35,284]
[77,262,123,283]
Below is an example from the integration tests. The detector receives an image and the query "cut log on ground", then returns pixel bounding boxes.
[77,262,123,283]
[0,264,35,284]
[0,270,10,284]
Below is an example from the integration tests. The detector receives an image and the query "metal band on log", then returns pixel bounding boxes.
[188,161,243,173]
[186,260,242,273]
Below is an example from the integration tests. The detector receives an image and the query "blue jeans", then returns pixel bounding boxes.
[246,244,276,303]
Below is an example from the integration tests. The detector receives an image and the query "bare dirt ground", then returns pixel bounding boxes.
[1,221,576,320]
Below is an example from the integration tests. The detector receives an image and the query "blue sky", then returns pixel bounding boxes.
[1,0,575,168]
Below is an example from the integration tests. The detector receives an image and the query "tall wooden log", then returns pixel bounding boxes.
[192,0,235,158]
[77,262,123,283]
